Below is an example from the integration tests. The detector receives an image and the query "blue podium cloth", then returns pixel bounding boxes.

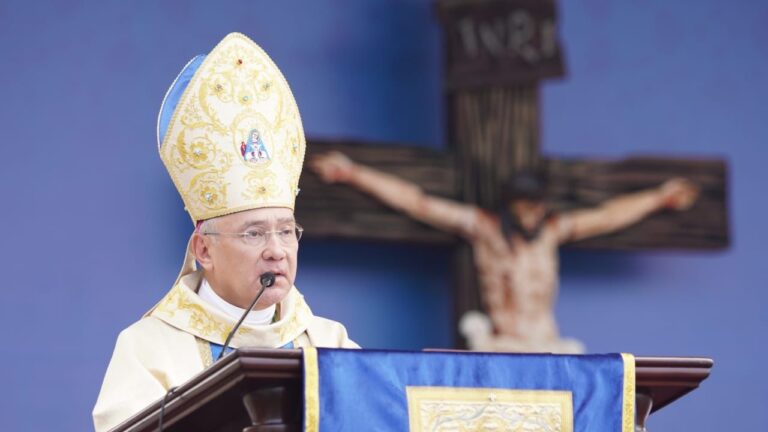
[303,348,634,432]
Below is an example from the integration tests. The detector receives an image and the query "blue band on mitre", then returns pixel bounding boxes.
[157,54,207,148]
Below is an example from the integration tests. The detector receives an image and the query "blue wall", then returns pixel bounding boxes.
[0,1,765,430]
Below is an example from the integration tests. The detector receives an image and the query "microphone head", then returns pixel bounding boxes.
[260,272,276,288]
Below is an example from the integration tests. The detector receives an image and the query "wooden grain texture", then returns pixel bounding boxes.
[298,140,729,251]
[451,85,542,209]
[297,139,459,245]
[549,156,729,250]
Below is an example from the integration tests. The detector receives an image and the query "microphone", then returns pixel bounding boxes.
[216,271,276,360]
[260,272,276,289]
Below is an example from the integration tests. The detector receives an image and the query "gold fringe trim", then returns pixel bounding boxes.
[620,353,636,432]
[303,347,319,432]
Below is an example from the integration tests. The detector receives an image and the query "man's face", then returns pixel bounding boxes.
[201,207,298,310]
[508,199,548,232]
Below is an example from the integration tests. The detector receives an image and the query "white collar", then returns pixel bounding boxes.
[198,278,276,327]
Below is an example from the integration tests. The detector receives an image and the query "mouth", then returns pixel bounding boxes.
[262,270,287,283]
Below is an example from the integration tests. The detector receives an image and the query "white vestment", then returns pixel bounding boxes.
[93,266,357,431]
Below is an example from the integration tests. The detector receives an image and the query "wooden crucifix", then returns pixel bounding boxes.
[295,0,729,349]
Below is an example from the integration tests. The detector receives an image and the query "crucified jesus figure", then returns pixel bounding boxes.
[311,151,699,353]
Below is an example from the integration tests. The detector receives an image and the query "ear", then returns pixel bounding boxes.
[191,232,214,271]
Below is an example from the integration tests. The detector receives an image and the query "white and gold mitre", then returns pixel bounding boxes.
[157,33,306,222]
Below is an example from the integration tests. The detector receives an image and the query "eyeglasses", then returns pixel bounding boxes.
[203,224,304,248]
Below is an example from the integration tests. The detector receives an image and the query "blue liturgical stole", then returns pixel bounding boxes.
[303,348,634,432]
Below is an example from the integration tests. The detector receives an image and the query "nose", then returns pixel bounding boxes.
[261,233,286,260]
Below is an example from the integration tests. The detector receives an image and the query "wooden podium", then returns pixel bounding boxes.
[111,349,712,432]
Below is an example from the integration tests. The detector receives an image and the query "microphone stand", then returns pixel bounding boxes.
[159,272,276,431]
[217,272,275,360]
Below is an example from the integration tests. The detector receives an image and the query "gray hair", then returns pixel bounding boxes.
[198,217,220,239]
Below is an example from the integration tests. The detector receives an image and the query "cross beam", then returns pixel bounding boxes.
[297,140,729,251]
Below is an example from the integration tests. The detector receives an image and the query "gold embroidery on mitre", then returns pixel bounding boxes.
[278,129,305,197]
[173,131,215,170]
[159,32,306,221]
[406,387,573,432]
[243,169,281,202]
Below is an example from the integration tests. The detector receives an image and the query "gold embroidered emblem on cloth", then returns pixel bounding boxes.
[406,386,573,432]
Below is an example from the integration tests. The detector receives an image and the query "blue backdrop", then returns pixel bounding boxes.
[0,1,765,430]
